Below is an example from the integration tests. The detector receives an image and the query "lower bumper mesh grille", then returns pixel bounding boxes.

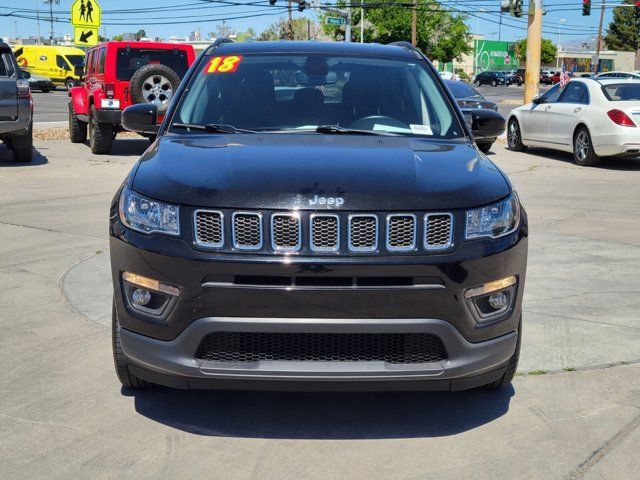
[195,332,448,364]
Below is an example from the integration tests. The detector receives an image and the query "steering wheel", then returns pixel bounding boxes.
[347,115,410,131]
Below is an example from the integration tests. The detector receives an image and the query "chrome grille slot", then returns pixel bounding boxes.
[386,214,416,251]
[348,214,377,251]
[232,212,262,250]
[271,213,301,252]
[310,214,339,252]
[424,213,453,250]
[194,210,224,248]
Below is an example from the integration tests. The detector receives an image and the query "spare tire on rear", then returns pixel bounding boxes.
[129,64,181,115]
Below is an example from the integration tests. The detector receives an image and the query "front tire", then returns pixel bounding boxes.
[88,105,114,154]
[491,79,498,87]
[68,103,87,143]
[477,142,494,154]
[573,126,600,166]
[112,300,152,389]
[65,78,76,90]
[507,117,527,152]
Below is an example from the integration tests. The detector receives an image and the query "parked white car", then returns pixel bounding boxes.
[507,78,640,166]
[595,71,640,80]
[439,71,459,81]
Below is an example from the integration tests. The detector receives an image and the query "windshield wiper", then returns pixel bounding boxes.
[171,123,256,134]
[315,125,400,136]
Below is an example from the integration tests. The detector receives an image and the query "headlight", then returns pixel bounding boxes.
[118,187,180,236]
[465,193,520,239]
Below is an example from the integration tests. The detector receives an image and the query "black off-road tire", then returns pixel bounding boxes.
[112,300,152,389]
[477,142,494,154]
[68,103,87,143]
[573,126,601,167]
[507,117,527,152]
[484,318,521,390]
[129,64,181,115]
[89,105,114,154]
[11,121,33,163]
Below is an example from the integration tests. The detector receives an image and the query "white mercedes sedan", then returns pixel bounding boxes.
[507,78,640,166]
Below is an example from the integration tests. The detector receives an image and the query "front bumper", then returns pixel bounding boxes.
[110,211,527,390]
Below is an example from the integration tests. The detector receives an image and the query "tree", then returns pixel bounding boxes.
[514,38,557,65]
[323,0,471,64]
[604,0,640,52]
[210,20,234,39]
[135,29,146,40]
[259,18,328,41]
[112,34,123,41]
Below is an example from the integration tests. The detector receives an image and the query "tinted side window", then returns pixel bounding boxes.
[540,84,562,104]
[97,48,106,74]
[0,55,7,76]
[56,55,67,69]
[86,51,94,74]
[559,83,589,104]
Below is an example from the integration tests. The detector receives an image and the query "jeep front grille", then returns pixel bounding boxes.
[425,213,453,250]
[232,212,262,250]
[195,331,448,364]
[310,214,339,252]
[387,214,416,251]
[271,213,301,251]
[194,210,223,248]
[194,210,454,254]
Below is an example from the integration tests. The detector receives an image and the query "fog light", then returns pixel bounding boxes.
[488,291,508,310]
[132,288,151,306]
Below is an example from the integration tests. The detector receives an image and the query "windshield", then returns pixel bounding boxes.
[446,80,481,99]
[65,55,85,67]
[602,83,640,101]
[171,53,465,138]
[116,48,189,81]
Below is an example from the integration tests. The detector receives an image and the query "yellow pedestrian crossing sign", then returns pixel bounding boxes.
[71,0,101,29]
[74,26,99,46]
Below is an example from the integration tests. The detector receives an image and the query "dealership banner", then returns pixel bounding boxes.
[474,40,519,71]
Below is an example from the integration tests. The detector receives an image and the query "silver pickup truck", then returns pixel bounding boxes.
[0,41,33,163]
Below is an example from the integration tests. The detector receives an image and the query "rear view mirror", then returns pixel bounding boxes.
[295,71,337,86]
[469,109,506,140]
[74,65,84,78]
[122,104,159,134]
[531,95,541,104]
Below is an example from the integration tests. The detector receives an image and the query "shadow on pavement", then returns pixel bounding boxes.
[0,144,48,166]
[527,147,640,171]
[130,385,514,439]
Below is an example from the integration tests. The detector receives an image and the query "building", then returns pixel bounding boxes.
[557,47,636,73]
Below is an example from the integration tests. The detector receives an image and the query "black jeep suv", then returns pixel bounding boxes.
[111,41,528,391]
[0,42,33,162]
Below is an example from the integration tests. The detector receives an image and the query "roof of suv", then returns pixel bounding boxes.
[90,40,195,51]
[209,41,418,59]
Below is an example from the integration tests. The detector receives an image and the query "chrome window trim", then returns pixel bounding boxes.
[271,212,302,252]
[386,213,417,252]
[231,211,263,250]
[347,214,378,252]
[424,212,454,251]
[193,209,225,248]
[309,213,340,253]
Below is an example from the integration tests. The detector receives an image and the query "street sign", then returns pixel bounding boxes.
[71,0,101,29]
[326,16,346,26]
[74,26,99,46]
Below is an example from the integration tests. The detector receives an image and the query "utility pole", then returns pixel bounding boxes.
[523,0,543,104]
[287,1,294,40]
[411,0,417,46]
[360,0,364,43]
[35,0,41,44]
[593,0,606,74]
[498,12,502,41]
[345,7,352,42]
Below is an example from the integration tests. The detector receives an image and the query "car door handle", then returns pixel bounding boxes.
[574,107,582,113]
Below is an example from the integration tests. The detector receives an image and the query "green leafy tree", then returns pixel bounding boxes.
[135,29,146,40]
[323,0,471,64]
[258,18,326,41]
[514,38,557,65]
[604,0,640,52]
[112,34,124,41]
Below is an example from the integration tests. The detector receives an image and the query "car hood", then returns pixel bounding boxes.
[132,134,510,210]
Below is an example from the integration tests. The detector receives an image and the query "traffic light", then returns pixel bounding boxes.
[635,0,640,9]
[510,0,523,18]
[582,0,591,16]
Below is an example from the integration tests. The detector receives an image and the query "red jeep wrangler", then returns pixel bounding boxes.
[68,41,196,154]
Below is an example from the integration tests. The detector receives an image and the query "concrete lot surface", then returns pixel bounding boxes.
[0,136,639,479]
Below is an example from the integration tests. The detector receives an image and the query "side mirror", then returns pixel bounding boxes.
[74,65,84,78]
[531,95,541,104]
[122,103,159,133]
[468,109,506,141]
[19,69,31,79]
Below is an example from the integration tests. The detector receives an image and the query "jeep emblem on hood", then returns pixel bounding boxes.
[309,195,345,207]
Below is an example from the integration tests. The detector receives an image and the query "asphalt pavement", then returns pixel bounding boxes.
[0,135,639,479]
[31,88,69,124]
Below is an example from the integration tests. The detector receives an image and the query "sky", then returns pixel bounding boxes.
[0,0,618,49]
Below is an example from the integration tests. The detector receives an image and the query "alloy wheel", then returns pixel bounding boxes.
[508,120,520,149]
[575,130,590,162]
[141,74,174,107]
